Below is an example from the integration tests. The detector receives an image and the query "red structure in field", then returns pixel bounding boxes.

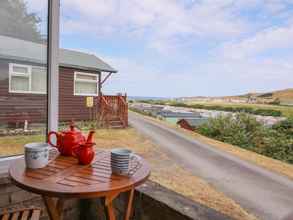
[177,119,195,131]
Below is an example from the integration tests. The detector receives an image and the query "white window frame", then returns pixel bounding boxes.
[0,0,60,172]
[74,71,99,96]
[9,63,46,94]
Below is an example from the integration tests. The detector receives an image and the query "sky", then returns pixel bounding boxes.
[30,0,293,97]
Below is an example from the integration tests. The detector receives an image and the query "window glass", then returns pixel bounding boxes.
[74,72,98,96]
[76,74,97,81]
[32,66,46,93]
[12,65,29,74]
[0,0,48,157]
[75,81,97,95]
[11,75,29,91]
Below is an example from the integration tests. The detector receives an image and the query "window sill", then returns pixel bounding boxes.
[9,91,47,95]
[74,93,98,97]
[0,155,22,174]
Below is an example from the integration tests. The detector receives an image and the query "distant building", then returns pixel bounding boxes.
[157,111,200,118]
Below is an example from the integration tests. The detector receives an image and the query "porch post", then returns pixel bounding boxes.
[47,0,60,132]
[98,72,102,96]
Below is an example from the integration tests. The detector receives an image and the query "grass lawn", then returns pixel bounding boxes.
[0,128,256,220]
[0,135,44,157]
[184,101,293,118]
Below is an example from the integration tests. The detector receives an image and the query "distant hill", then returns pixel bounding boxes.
[128,96,171,101]
[262,88,293,100]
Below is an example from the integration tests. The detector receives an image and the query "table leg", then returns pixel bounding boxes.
[105,200,116,220]
[102,189,135,220]
[124,188,135,220]
[42,196,65,220]
[102,192,120,220]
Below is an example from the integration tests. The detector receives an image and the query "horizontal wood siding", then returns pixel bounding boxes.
[0,59,100,125]
[59,67,99,122]
[0,59,47,124]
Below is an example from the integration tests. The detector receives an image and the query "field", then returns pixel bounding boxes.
[184,101,293,118]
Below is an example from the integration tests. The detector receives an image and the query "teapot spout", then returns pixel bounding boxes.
[86,130,95,144]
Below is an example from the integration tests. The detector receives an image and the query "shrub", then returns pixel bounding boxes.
[261,130,293,164]
[198,113,266,151]
[272,118,293,136]
[198,113,293,164]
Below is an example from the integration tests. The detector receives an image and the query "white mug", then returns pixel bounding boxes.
[24,143,49,169]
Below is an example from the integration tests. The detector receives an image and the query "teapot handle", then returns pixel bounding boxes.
[48,131,59,149]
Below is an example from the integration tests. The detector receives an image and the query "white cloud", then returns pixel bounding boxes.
[60,0,252,53]
[59,0,293,96]
[216,24,293,59]
[99,54,293,97]
[100,56,166,96]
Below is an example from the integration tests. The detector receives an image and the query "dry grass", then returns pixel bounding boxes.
[0,135,44,157]
[94,128,257,220]
[190,133,293,180]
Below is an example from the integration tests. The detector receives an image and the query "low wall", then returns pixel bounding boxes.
[0,174,231,220]
[0,173,80,220]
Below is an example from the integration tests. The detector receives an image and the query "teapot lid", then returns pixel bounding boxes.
[63,122,82,135]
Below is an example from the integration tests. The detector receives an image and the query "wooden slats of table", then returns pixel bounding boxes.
[9,149,150,199]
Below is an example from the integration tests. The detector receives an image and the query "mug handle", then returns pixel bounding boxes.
[48,131,59,149]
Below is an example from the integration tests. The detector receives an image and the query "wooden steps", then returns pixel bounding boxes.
[109,117,124,129]
[97,94,128,129]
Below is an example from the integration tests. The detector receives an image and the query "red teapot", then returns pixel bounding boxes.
[48,123,86,156]
[73,131,96,165]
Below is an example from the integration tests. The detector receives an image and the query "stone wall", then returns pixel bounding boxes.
[0,174,80,220]
[0,174,231,220]
[79,181,231,220]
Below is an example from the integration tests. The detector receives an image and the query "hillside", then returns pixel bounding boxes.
[264,88,293,100]
[247,88,293,105]
[179,88,293,105]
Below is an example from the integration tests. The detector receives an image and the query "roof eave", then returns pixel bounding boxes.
[59,63,118,73]
[0,56,118,73]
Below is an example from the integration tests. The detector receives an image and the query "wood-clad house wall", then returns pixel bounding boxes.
[59,67,100,122]
[0,59,101,127]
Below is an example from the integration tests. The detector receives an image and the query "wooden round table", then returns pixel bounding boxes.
[9,149,150,220]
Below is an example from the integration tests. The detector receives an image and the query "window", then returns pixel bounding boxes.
[31,66,47,93]
[9,64,30,92]
[74,72,99,96]
[9,63,47,94]
[0,0,49,159]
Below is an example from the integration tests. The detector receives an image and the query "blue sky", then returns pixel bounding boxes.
[31,0,293,97]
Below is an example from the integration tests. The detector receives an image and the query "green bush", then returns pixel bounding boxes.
[198,113,293,164]
[198,113,266,151]
[272,118,293,136]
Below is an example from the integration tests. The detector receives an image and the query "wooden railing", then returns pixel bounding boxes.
[97,94,128,128]
[117,95,128,127]
[97,96,111,127]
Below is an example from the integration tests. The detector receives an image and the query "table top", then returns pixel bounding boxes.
[9,149,150,198]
